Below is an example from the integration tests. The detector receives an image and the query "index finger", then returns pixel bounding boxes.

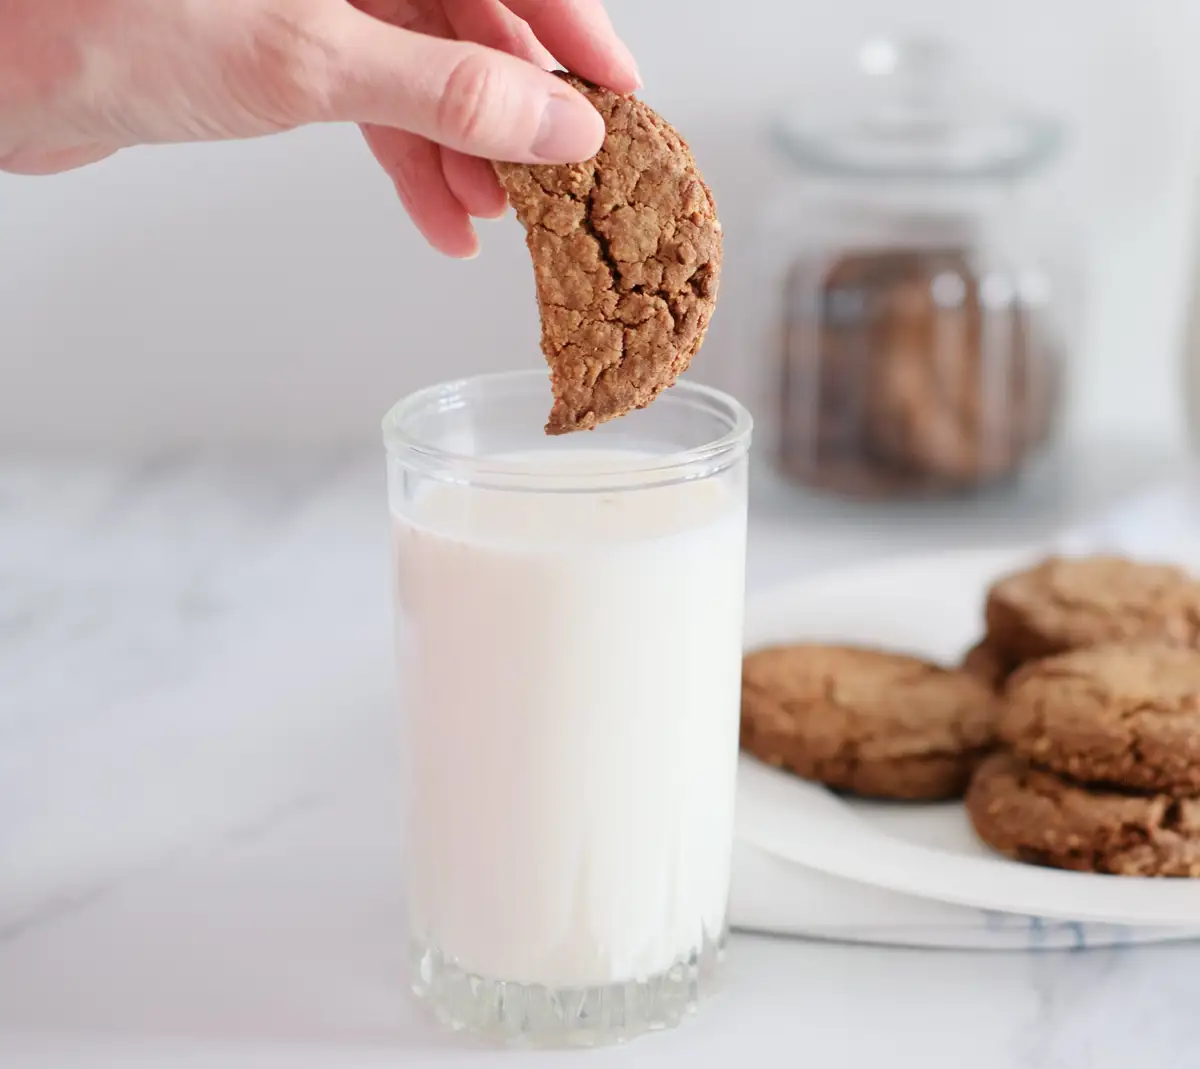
[502,0,640,93]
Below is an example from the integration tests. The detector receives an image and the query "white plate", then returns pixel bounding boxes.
[735,545,1200,929]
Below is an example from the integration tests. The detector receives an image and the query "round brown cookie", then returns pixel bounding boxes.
[1000,642,1200,795]
[960,639,1015,692]
[966,751,1200,876]
[984,555,1200,663]
[494,73,721,435]
[740,644,997,801]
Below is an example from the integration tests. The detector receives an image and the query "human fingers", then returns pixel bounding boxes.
[0,142,117,175]
[500,0,639,92]
[321,7,603,163]
[441,0,555,68]
[441,148,507,218]
[361,123,479,256]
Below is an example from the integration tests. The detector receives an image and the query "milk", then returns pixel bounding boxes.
[393,454,747,990]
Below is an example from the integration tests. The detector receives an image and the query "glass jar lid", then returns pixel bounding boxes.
[772,37,1064,182]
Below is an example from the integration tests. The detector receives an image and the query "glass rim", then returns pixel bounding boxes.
[381,369,753,490]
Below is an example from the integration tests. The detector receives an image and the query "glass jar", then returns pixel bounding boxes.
[1184,185,1200,452]
[759,38,1076,499]
[383,371,751,1046]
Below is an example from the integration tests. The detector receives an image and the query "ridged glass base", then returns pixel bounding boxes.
[410,930,726,1047]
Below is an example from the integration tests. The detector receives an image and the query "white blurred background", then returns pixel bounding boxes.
[1,0,1198,456]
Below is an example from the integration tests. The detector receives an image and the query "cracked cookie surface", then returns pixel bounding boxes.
[966,751,1200,876]
[740,644,998,801]
[1000,642,1200,795]
[494,73,721,435]
[984,555,1200,663]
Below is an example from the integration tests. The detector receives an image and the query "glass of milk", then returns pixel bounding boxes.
[383,370,752,1046]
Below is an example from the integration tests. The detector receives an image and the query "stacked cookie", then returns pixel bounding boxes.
[965,555,1200,684]
[963,556,1200,876]
[740,554,1200,877]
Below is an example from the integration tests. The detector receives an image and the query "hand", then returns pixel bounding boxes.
[0,0,640,256]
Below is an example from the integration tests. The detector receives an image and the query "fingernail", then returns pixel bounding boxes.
[532,94,603,162]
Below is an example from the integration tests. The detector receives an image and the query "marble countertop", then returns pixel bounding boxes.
[3,444,1199,1069]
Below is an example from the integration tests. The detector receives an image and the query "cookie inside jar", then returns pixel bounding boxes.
[779,245,1061,497]
[764,36,1074,500]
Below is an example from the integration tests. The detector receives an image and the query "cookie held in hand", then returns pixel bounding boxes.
[495,74,721,435]
[741,644,998,801]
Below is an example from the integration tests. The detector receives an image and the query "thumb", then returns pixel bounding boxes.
[320,11,605,164]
